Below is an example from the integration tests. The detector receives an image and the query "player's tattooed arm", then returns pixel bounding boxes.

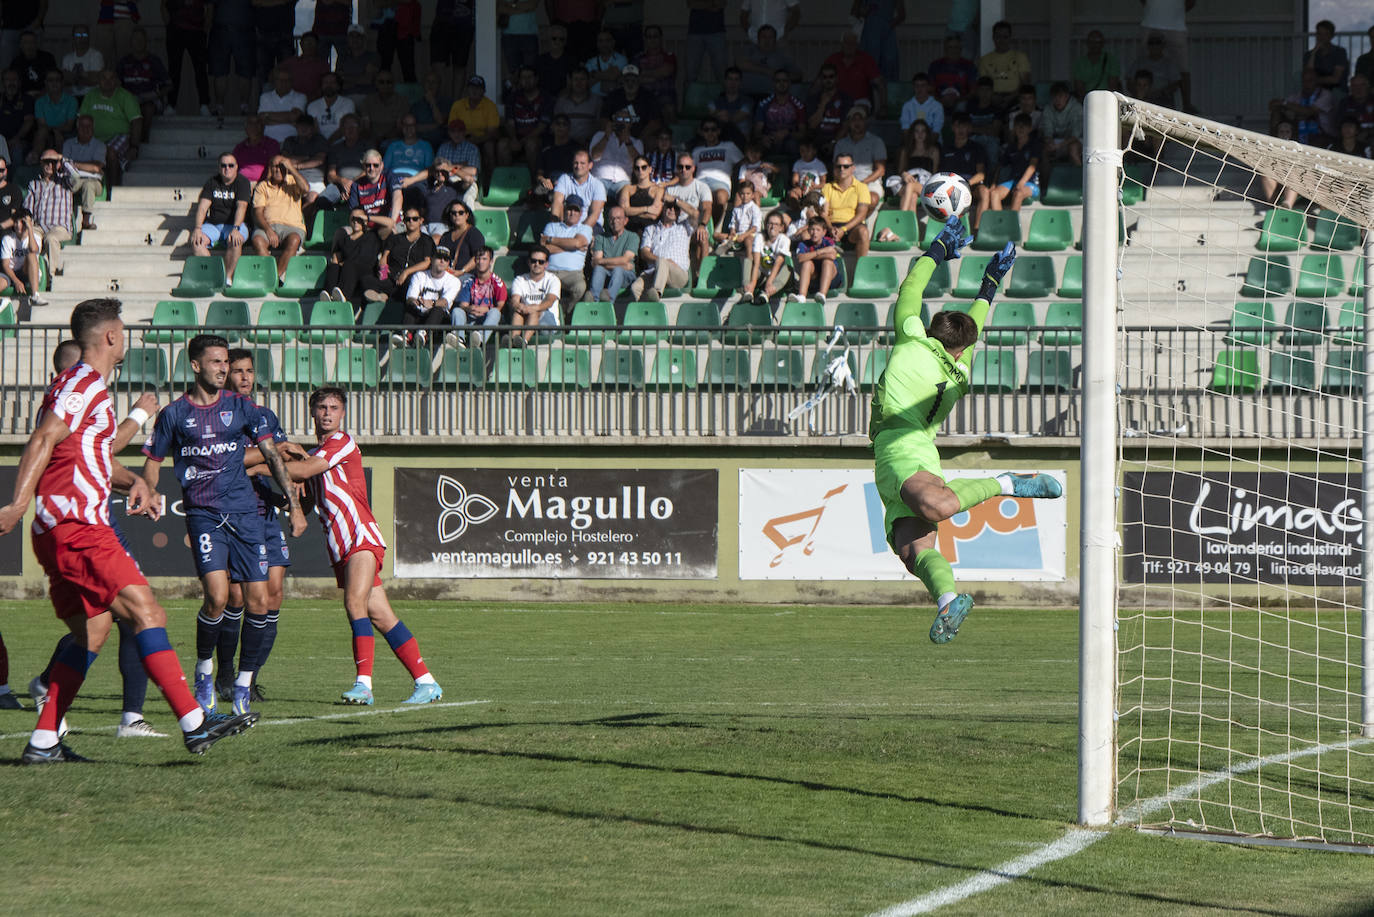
[259,439,308,536]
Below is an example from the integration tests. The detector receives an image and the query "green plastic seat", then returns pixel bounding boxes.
[247,300,303,342]
[870,210,918,252]
[835,301,881,344]
[1040,301,1082,346]
[509,210,545,250]
[1311,209,1361,251]
[920,213,969,247]
[567,300,616,343]
[0,297,15,338]
[692,256,744,299]
[1025,349,1074,391]
[885,78,914,119]
[1057,255,1082,297]
[859,349,888,391]
[490,348,538,388]
[204,299,252,340]
[1239,255,1292,298]
[617,301,670,344]
[972,210,1022,251]
[540,346,593,390]
[1322,351,1365,392]
[146,300,198,343]
[596,348,645,389]
[848,256,899,297]
[172,255,226,296]
[681,81,722,119]
[1352,258,1366,296]
[1256,208,1306,252]
[1042,168,1083,205]
[953,256,993,298]
[754,346,805,388]
[274,347,326,389]
[645,347,698,390]
[482,165,529,207]
[331,348,380,388]
[305,209,348,250]
[1279,301,1327,345]
[275,255,328,297]
[1267,351,1317,392]
[1295,254,1345,298]
[224,255,279,297]
[435,348,485,388]
[1225,301,1277,346]
[984,301,1036,345]
[493,254,521,286]
[119,347,169,387]
[1333,301,1366,346]
[381,348,432,387]
[809,350,856,386]
[1005,257,1056,298]
[472,209,511,248]
[672,301,721,343]
[1209,350,1262,393]
[776,299,823,344]
[703,348,751,389]
[1120,162,1147,206]
[305,299,355,342]
[1024,210,1074,252]
[916,258,951,298]
[722,301,772,345]
[970,348,1019,392]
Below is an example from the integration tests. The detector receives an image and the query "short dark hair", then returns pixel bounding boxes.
[188,333,229,364]
[477,245,495,260]
[52,339,81,373]
[1050,81,1070,96]
[724,66,742,79]
[1316,19,1335,31]
[227,347,254,365]
[992,19,1011,33]
[529,244,550,260]
[912,72,929,83]
[70,298,122,346]
[1013,113,1033,128]
[951,112,972,126]
[310,387,346,411]
[928,310,978,353]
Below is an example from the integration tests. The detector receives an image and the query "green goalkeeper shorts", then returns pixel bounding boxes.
[873,428,946,551]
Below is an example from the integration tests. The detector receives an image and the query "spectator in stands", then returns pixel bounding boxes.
[1271,67,1336,146]
[312,0,352,61]
[820,151,869,255]
[533,115,577,202]
[2,12,45,87]
[281,113,328,196]
[447,76,500,173]
[507,243,561,344]
[404,161,457,236]
[1328,116,1371,158]
[501,65,552,167]
[250,155,313,283]
[854,0,904,82]
[32,70,77,157]
[307,73,354,143]
[940,112,990,230]
[1305,19,1348,94]
[604,64,663,141]
[1006,84,1041,134]
[116,27,169,141]
[258,66,305,144]
[990,113,1040,212]
[536,25,578,99]
[832,106,885,207]
[978,20,1032,111]
[692,117,743,214]
[823,31,884,115]
[278,31,328,101]
[889,119,938,213]
[1257,121,1299,207]
[708,67,753,147]
[788,134,825,202]
[754,70,807,155]
[384,114,435,187]
[636,26,678,120]
[899,73,943,134]
[80,69,140,181]
[645,127,678,184]
[589,110,642,197]
[191,153,251,283]
[601,0,643,59]
[739,209,790,306]
[791,216,844,305]
[1073,29,1121,97]
[374,0,422,86]
[348,149,403,238]
[359,71,404,148]
[590,204,639,306]
[548,0,598,62]
[395,245,460,349]
[448,246,507,346]
[737,25,800,100]
[95,1,139,63]
[1041,82,1084,167]
[965,76,1003,166]
[542,194,592,309]
[61,113,104,229]
[232,114,278,182]
[428,0,472,91]
[1,206,43,303]
[436,118,481,204]
[207,0,253,117]
[685,0,727,86]
[24,150,73,277]
[0,69,35,165]
[251,0,295,89]
[662,153,712,262]
[336,24,379,101]
[552,148,607,227]
[712,179,759,255]
[1340,74,1374,145]
[62,25,104,100]
[319,207,382,306]
[434,198,483,276]
[164,0,211,116]
[362,205,434,302]
[630,198,691,301]
[740,0,800,43]
[1357,26,1374,87]
[10,31,58,98]
[555,69,601,147]
[1128,34,1181,108]
[497,0,539,85]
[0,157,19,233]
[807,65,852,153]
[585,30,627,99]
[735,139,775,198]
[618,154,662,234]
[928,34,977,114]
[322,113,369,205]
[411,71,452,145]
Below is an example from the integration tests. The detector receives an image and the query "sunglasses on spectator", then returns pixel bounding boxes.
[449,207,468,215]
[836,162,854,169]
[220,163,236,169]
[404,215,423,222]
[528,257,547,265]
[350,216,367,224]
[365,162,383,168]
[678,163,694,170]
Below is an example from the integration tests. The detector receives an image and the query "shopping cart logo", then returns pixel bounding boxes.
[760,484,848,567]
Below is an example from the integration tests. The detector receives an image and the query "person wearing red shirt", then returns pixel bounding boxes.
[822,32,884,115]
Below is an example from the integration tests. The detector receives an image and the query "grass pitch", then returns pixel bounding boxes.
[2,600,1373,916]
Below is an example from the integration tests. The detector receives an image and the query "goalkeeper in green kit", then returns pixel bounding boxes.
[870,215,1063,644]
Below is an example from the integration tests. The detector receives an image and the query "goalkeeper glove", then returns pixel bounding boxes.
[925,214,972,264]
[978,242,1017,303]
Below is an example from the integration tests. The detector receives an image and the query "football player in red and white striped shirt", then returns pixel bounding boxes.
[0,299,259,762]
[277,387,441,706]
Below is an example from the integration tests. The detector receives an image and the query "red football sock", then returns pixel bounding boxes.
[354,635,375,679]
[38,660,85,732]
[390,637,430,680]
[142,649,200,720]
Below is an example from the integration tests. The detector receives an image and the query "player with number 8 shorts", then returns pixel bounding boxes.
[870,216,1063,645]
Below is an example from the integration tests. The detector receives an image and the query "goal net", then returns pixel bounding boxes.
[1079,91,1374,846]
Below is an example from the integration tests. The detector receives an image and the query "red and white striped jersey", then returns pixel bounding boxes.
[33,362,117,533]
[307,431,385,564]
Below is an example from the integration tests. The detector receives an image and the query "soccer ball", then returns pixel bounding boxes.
[921,172,973,221]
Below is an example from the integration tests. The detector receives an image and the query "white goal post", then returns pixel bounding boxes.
[1078,90,1374,844]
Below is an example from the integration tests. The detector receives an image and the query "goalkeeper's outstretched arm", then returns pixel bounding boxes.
[893,216,974,345]
[954,241,1017,371]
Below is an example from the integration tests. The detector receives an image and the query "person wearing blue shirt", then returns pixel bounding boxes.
[383,113,435,186]
[541,194,594,307]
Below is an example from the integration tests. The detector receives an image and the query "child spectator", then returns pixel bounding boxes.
[791,216,844,306]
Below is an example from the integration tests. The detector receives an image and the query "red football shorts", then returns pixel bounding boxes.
[333,544,385,589]
[33,521,148,619]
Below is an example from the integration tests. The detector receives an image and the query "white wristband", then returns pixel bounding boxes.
[125,407,150,428]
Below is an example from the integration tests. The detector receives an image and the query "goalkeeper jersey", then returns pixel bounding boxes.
[868,256,989,442]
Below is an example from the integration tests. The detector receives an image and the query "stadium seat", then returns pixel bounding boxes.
[1311,209,1360,251]
[1239,255,1292,298]
[1295,254,1344,298]
[921,213,969,247]
[331,348,380,388]
[1266,351,1317,391]
[119,348,169,387]
[224,256,279,298]
[1041,168,1083,205]
[776,299,823,344]
[859,349,888,391]
[1256,208,1306,252]
[473,209,511,248]
[493,254,521,286]
[1279,301,1327,345]
[172,255,226,296]
[383,347,432,388]
[1025,349,1074,391]
[435,348,485,388]
[204,299,252,340]
[869,211,918,252]
[754,346,805,388]
[885,78,914,120]
[645,347,698,391]
[1225,301,1277,346]
[1209,350,1262,393]
[509,210,545,250]
[305,299,355,342]
[1057,255,1082,297]
[972,211,1022,251]
[723,300,772,345]
[1120,162,1147,205]
[275,255,328,297]
[483,166,529,207]
[1005,257,1056,298]
[0,298,15,338]
[490,348,538,388]
[568,300,616,343]
[1039,301,1082,346]
[1352,258,1366,296]
[1322,351,1365,393]
[1024,210,1074,251]
[597,348,646,389]
[809,350,856,387]
[274,347,326,389]
[835,301,881,344]
[247,300,303,342]
[681,81,722,119]
[145,300,198,343]
[617,301,670,344]
[1334,301,1365,346]
[952,256,993,298]
[970,348,1019,392]
[984,301,1036,345]
[672,301,721,343]
[848,256,899,297]
[540,346,593,390]
[693,256,744,299]
[703,348,751,389]
[305,209,348,251]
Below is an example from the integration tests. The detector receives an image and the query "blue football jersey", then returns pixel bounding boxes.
[143,391,272,512]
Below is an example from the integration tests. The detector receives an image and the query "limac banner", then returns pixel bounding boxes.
[737,468,1068,581]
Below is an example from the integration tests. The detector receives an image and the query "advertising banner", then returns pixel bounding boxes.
[0,467,19,574]
[738,468,1068,581]
[1122,470,1362,586]
[393,468,718,578]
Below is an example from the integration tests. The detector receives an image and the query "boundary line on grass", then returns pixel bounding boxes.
[865,734,1374,916]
